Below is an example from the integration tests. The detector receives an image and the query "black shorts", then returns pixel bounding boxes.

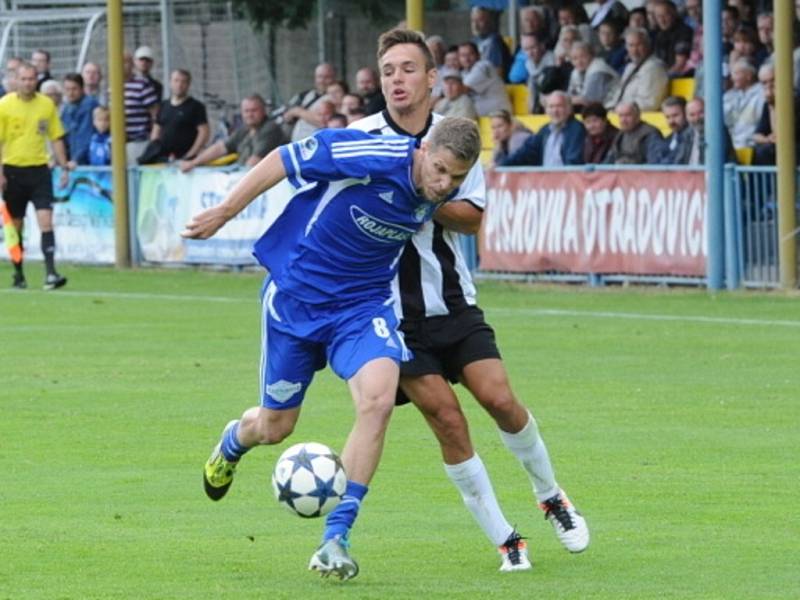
[399,305,502,385]
[3,165,54,218]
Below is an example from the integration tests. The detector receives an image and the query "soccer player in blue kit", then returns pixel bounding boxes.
[181,116,481,581]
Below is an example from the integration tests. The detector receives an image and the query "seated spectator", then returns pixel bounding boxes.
[458,41,512,116]
[567,42,620,109]
[489,109,534,165]
[756,13,774,58]
[314,99,337,128]
[669,41,694,79]
[143,69,209,164]
[685,97,736,165]
[507,32,555,113]
[426,35,447,101]
[327,113,348,128]
[597,20,627,74]
[179,94,284,171]
[617,27,669,111]
[325,80,349,113]
[81,62,107,106]
[605,101,663,164]
[355,67,385,116]
[340,93,364,124]
[686,0,704,72]
[628,7,648,30]
[499,91,585,166]
[40,79,63,110]
[471,6,512,78]
[751,63,800,166]
[283,62,336,141]
[554,25,582,67]
[590,0,628,34]
[656,96,693,164]
[582,102,618,163]
[434,69,478,120]
[61,73,100,165]
[89,106,111,166]
[728,26,767,74]
[556,4,596,51]
[723,59,764,148]
[443,46,461,72]
[721,6,740,76]
[652,0,694,73]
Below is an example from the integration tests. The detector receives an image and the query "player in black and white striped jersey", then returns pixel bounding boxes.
[350,28,589,569]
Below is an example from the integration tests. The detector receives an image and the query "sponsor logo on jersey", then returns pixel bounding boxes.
[350,205,416,243]
[298,136,319,160]
[266,380,303,402]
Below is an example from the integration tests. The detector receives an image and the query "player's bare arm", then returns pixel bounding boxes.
[181,148,286,239]
[434,200,482,234]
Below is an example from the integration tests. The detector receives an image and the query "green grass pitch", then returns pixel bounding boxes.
[1,264,798,599]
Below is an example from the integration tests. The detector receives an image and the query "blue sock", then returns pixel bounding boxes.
[323,480,369,542]
[220,421,250,462]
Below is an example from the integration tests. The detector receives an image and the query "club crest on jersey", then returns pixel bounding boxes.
[414,203,433,222]
[298,136,319,160]
[350,205,415,243]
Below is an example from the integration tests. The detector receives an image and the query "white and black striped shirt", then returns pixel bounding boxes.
[350,110,482,321]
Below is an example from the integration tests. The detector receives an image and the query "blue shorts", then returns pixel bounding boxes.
[258,278,411,410]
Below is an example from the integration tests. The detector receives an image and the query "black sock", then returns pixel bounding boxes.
[41,230,56,275]
[12,260,23,276]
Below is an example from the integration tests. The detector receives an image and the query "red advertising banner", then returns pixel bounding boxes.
[480,169,707,276]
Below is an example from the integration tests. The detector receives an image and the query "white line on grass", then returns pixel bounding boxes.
[3,288,798,328]
[486,307,800,328]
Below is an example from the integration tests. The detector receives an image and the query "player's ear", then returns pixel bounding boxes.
[427,67,437,91]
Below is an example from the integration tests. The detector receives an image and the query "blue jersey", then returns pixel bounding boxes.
[254,128,437,306]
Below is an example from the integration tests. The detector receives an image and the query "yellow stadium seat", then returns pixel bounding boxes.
[480,148,494,167]
[503,35,515,54]
[516,114,550,134]
[735,147,754,165]
[478,117,494,149]
[208,153,238,166]
[669,77,695,100]
[505,84,530,115]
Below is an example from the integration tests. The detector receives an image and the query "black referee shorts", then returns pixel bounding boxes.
[399,305,502,386]
[3,165,54,219]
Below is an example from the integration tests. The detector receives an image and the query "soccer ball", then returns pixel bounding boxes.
[271,442,347,518]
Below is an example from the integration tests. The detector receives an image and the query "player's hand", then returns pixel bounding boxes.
[178,159,194,173]
[0,172,5,192]
[181,206,228,239]
[58,168,70,189]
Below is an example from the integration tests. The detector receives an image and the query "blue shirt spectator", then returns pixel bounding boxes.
[89,131,111,166]
[61,73,99,164]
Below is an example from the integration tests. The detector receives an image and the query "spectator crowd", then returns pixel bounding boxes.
[0,0,797,171]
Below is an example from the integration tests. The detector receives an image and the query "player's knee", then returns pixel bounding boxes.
[428,403,469,441]
[355,391,394,424]
[478,387,519,420]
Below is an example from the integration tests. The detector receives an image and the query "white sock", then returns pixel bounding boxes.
[499,412,559,502]
[443,454,514,547]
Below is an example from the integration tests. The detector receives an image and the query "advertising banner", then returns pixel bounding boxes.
[480,169,707,276]
[1,169,115,264]
[136,168,292,265]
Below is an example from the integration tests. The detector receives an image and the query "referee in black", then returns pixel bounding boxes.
[0,62,71,290]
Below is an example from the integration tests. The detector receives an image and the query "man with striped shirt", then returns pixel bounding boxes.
[350,28,590,571]
[122,51,159,164]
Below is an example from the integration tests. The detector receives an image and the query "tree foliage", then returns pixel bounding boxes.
[223,0,391,31]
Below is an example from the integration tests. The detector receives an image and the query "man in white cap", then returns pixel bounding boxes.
[134,45,163,100]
